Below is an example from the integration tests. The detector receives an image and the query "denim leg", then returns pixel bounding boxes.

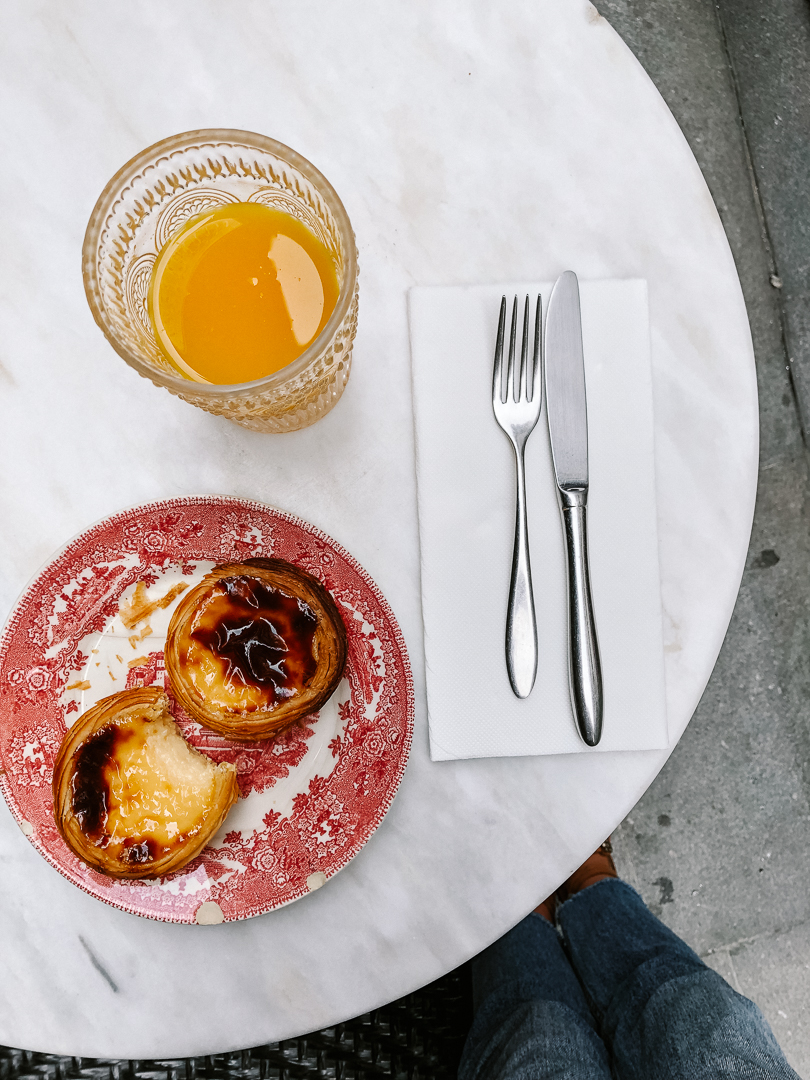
[459,911,611,1080]
[558,878,800,1080]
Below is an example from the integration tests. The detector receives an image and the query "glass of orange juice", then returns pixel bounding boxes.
[82,130,358,433]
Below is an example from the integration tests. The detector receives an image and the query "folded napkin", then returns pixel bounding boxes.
[409,280,668,760]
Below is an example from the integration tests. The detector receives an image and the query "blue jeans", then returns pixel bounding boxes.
[460,879,798,1080]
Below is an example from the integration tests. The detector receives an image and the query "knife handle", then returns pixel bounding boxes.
[559,489,603,745]
[506,443,538,698]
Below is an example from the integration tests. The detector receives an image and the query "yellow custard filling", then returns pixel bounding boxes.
[72,714,222,863]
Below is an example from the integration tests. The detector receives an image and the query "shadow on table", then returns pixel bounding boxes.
[0,965,472,1080]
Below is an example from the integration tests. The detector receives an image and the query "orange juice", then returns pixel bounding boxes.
[147,202,340,384]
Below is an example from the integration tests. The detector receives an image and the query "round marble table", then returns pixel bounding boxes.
[0,0,757,1058]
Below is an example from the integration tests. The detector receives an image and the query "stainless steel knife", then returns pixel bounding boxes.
[544,271,603,746]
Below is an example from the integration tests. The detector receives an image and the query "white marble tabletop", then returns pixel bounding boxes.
[0,0,757,1058]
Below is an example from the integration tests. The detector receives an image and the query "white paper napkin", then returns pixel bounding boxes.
[409,280,668,760]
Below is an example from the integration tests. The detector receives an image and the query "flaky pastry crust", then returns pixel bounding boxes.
[165,558,347,741]
[52,686,238,879]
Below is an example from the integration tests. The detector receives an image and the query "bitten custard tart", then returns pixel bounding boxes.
[165,557,347,740]
[52,687,238,879]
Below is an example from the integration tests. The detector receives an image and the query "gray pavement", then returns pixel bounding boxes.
[597,0,810,1072]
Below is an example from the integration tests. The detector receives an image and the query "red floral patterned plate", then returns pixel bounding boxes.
[0,497,413,923]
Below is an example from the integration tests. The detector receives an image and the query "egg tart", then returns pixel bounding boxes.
[165,557,347,741]
[52,686,238,879]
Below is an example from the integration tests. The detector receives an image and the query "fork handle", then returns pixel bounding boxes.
[506,444,538,698]
[559,488,603,745]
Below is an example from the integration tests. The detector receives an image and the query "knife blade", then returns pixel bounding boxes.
[544,271,603,746]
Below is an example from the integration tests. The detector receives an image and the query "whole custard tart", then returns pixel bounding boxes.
[52,686,238,879]
[164,557,347,741]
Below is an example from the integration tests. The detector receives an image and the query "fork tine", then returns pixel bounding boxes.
[493,296,506,404]
[532,294,541,403]
[519,295,530,401]
[508,297,518,401]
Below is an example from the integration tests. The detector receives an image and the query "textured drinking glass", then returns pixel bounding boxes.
[82,129,358,433]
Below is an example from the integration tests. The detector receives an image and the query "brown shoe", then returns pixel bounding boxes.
[556,839,617,905]
[533,839,617,922]
[534,895,556,923]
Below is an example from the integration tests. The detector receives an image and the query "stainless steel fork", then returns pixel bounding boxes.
[492,295,542,698]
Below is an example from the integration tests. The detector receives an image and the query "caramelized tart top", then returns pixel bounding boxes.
[165,558,347,740]
[52,687,238,879]
[180,574,319,714]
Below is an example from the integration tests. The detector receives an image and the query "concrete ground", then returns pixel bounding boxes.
[597,0,810,1072]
